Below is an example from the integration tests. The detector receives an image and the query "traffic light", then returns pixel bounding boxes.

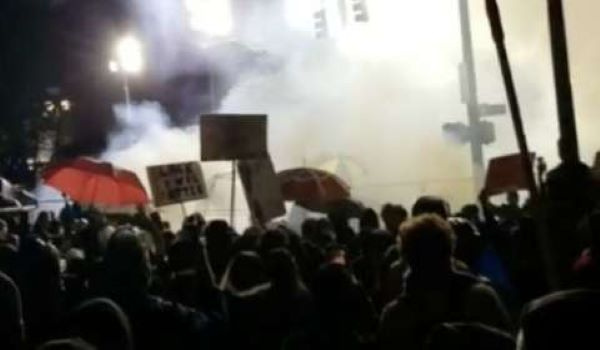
[314,8,328,38]
[443,122,471,144]
[478,120,496,145]
[351,0,369,22]
[442,121,496,145]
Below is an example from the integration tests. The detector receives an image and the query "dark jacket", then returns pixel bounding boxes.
[379,270,510,350]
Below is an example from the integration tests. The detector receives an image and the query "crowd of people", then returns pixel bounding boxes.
[0,151,599,350]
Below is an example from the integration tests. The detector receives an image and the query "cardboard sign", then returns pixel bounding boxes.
[237,156,285,225]
[147,162,208,207]
[201,114,267,161]
[484,153,535,195]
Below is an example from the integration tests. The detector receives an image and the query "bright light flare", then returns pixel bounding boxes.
[184,0,233,37]
[60,99,71,111]
[114,35,144,74]
[44,100,55,112]
[108,60,119,73]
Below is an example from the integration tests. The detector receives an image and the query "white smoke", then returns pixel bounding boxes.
[100,0,600,229]
[101,103,253,230]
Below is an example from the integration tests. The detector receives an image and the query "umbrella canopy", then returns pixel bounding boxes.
[277,167,350,212]
[42,157,149,207]
[314,154,367,186]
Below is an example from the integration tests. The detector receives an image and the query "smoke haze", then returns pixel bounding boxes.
[101,0,600,228]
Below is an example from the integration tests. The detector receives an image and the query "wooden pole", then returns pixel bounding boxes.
[230,160,237,227]
[180,201,188,220]
[485,0,558,289]
[547,0,580,162]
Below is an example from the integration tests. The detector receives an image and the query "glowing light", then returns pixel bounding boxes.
[60,99,71,111]
[108,60,120,73]
[44,100,55,112]
[114,35,144,74]
[184,0,233,37]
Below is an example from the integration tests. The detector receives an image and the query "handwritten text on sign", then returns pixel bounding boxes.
[147,162,208,207]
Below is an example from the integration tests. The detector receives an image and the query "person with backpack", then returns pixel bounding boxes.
[379,214,511,350]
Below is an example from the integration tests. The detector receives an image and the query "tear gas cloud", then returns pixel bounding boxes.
[101,0,600,229]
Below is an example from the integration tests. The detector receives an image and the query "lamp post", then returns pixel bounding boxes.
[109,35,144,117]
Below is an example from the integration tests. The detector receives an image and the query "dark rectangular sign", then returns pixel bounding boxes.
[201,114,267,161]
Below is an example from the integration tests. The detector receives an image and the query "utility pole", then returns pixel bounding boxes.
[458,0,485,192]
[547,0,579,162]
[445,0,506,194]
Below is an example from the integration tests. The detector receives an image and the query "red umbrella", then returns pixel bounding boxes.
[42,157,149,206]
[277,167,350,212]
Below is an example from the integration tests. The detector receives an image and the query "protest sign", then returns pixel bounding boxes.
[484,153,535,195]
[237,156,285,225]
[147,162,207,207]
[200,114,267,161]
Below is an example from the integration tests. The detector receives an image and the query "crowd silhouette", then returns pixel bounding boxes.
[0,156,599,350]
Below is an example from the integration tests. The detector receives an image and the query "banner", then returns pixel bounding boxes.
[147,162,207,207]
[237,156,285,225]
[201,114,267,161]
[484,153,535,195]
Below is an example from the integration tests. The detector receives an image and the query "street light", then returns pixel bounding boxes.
[109,35,144,117]
[115,35,144,74]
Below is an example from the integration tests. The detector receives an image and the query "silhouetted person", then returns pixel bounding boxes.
[349,208,383,259]
[546,138,599,286]
[205,220,235,283]
[307,263,378,349]
[512,217,549,303]
[351,229,395,311]
[260,248,314,350]
[360,208,379,232]
[97,228,221,349]
[231,226,263,254]
[448,217,484,272]
[220,251,267,293]
[497,191,522,223]
[519,289,600,350]
[412,196,451,219]
[0,271,24,350]
[572,210,600,288]
[169,215,206,273]
[426,322,514,350]
[459,204,483,228]
[167,214,217,310]
[379,214,510,350]
[33,211,52,241]
[298,220,327,288]
[381,203,408,237]
[63,248,88,310]
[59,196,82,235]
[66,298,133,350]
[0,219,19,282]
[17,233,62,347]
[327,208,355,247]
[260,227,290,256]
[133,207,164,258]
[546,138,598,214]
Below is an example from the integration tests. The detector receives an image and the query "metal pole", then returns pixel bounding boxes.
[208,72,215,112]
[180,201,188,219]
[123,73,132,119]
[547,0,579,162]
[458,0,485,192]
[486,0,558,289]
[230,160,237,227]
